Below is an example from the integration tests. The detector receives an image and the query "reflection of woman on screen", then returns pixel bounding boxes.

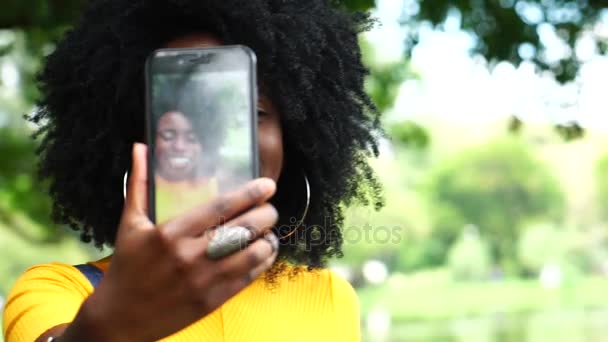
[154,108,218,223]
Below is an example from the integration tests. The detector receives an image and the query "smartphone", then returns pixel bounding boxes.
[145,46,259,224]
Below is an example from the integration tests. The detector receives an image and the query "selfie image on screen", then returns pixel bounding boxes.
[151,70,253,224]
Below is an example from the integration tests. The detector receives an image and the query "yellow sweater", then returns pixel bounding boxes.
[2,258,360,342]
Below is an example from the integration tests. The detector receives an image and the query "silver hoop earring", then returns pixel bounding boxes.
[279,170,310,240]
[123,171,128,199]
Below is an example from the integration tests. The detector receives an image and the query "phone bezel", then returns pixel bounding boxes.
[144,45,259,224]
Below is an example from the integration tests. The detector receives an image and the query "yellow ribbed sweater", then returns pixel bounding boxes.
[2,258,360,341]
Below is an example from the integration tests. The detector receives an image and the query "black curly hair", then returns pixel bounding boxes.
[30,0,384,272]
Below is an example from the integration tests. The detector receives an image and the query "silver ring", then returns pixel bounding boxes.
[206,226,253,260]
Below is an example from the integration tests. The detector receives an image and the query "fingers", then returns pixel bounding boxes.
[162,178,276,239]
[222,203,278,241]
[212,233,278,282]
[247,238,279,279]
[119,143,154,235]
[168,203,279,270]
[126,143,148,215]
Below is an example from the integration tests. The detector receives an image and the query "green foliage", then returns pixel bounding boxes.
[341,205,410,270]
[396,238,447,271]
[0,29,68,106]
[511,117,585,141]
[425,137,565,271]
[554,122,585,141]
[357,268,608,322]
[0,127,58,241]
[337,0,375,12]
[403,204,466,269]
[517,223,565,274]
[364,60,413,113]
[447,225,492,281]
[0,0,83,29]
[514,222,606,284]
[595,153,608,220]
[0,220,98,296]
[389,121,430,148]
[407,0,608,83]
[0,32,73,250]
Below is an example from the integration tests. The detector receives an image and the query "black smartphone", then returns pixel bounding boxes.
[145,46,259,224]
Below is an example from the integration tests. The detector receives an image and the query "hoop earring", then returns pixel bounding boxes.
[123,171,128,199]
[279,171,310,240]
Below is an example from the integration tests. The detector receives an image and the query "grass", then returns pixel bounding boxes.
[357,268,608,322]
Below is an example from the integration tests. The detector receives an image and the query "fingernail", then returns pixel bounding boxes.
[258,178,275,194]
[263,232,279,254]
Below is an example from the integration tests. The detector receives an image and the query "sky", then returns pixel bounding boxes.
[364,0,608,132]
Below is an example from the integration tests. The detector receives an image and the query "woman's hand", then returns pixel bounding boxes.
[60,143,279,342]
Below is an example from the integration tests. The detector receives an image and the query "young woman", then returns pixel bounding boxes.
[2,1,383,341]
[154,109,220,223]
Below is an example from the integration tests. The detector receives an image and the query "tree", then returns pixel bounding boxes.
[399,0,608,140]
[3,1,603,144]
[425,137,565,273]
[407,0,608,83]
[6,0,607,84]
[447,224,492,281]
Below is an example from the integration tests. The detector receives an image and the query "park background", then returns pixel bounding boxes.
[2,0,608,341]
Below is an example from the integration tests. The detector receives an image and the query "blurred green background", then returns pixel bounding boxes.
[3,1,608,341]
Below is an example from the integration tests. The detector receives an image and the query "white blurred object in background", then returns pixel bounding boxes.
[366,308,392,342]
[329,264,354,283]
[362,259,388,285]
[539,263,563,289]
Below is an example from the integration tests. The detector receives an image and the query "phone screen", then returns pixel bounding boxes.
[146,46,258,224]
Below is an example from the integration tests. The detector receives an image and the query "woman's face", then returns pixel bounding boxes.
[165,33,284,182]
[155,110,203,181]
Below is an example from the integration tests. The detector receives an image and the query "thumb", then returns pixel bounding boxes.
[125,143,148,215]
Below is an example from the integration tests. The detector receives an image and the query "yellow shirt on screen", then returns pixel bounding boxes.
[2,258,361,342]
[155,175,219,224]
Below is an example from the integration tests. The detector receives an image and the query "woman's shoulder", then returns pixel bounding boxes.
[280,262,355,284]
[262,262,359,305]
[2,261,99,342]
[4,257,110,309]
[237,263,361,339]
[8,262,94,291]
